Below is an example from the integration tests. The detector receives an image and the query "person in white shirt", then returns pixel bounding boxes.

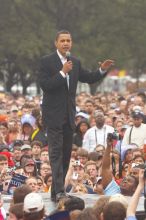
[82,110,114,152]
[122,110,146,149]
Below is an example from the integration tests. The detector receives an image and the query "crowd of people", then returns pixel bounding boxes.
[0,89,146,219]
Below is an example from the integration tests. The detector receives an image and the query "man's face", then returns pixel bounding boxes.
[26,178,38,192]
[79,123,89,134]
[0,125,8,136]
[77,156,88,165]
[0,160,8,172]
[85,102,94,114]
[40,151,49,162]
[95,146,105,156]
[134,156,144,165]
[73,166,85,181]
[40,164,51,177]
[95,113,105,128]
[55,33,72,57]
[32,145,41,156]
[24,163,35,173]
[132,117,143,127]
[86,164,98,179]
[120,175,136,196]
[129,167,139,180]
[21,149,32,156]
[13,150,22,161]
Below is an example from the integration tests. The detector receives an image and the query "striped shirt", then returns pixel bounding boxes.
[104,179,121,195]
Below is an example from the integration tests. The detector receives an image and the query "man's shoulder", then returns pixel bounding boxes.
[104,179,121,195]
[105,124,114,131]
[85,126,96,134]
[124,126,133,133]
[141,123,146,128]
[40,52,57,62]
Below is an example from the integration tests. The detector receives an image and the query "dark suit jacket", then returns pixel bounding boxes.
[39,51,106,129]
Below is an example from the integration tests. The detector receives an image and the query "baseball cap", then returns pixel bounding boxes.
[12,140,24,148]
[121,144,137,161]
[133,105,142,111]
[24,193,44,213]
[11,106,18,112]
[23,158,35,167]
[21,144,31,151]
[131,110,144,119]
[121,125,129,130]
[21,114,36,127]
[0,144,9,152]
[75,111,89,120]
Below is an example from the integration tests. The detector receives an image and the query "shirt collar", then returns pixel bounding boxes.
[95,125,106,130]
[57,50,66,62]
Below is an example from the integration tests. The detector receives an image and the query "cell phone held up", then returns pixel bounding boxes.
[72,172,78,180]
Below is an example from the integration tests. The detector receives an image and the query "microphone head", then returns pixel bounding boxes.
[66,51,71,61]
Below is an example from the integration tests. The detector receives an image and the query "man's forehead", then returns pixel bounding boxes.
[57,33,72,40]
[94,110,104,117]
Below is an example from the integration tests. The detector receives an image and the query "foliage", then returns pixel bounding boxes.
[0,0,146,94]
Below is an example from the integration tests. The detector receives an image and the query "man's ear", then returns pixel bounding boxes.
[54,41,57,48]
[100,212,104,220]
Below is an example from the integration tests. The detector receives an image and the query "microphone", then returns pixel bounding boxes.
[66,51,71,61]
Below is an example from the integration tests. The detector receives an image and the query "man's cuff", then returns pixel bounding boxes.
[60,71,66,78]
[99,67,106,75]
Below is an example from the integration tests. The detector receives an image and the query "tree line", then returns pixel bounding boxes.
[0,0,146,94]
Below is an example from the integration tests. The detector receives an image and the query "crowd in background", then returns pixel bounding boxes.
[0,90,146,219]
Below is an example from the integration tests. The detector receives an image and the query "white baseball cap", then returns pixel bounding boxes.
[109,193,128,209]
[21,114,36,127]
[23,193,44,213]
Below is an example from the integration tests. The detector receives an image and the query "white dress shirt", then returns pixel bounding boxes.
[57,50,69,88]
[82,124,114,152]
[122,123,146,149]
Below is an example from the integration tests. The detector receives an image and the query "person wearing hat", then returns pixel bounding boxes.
[10,106,19,120]
[75,111,90,126]
[73,119,90,147]
[22,157,37,177]
[21,114,36,141]
[115,124,129,153]
[0,144,9,153]
[23,193,45,220]
[21,144,32,157]
[122,110,146,149]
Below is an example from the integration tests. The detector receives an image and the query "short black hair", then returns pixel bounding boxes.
[55,30,71,41]
[64,196,85,212]
[103,201,126,220]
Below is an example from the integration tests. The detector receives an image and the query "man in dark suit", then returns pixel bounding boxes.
[39,30,114,202]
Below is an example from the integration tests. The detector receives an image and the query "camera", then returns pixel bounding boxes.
[72,172,78,180]
[107,132,119,140]
[6,167,15,175]
[74,160,81,166]
[132,163,146,178]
